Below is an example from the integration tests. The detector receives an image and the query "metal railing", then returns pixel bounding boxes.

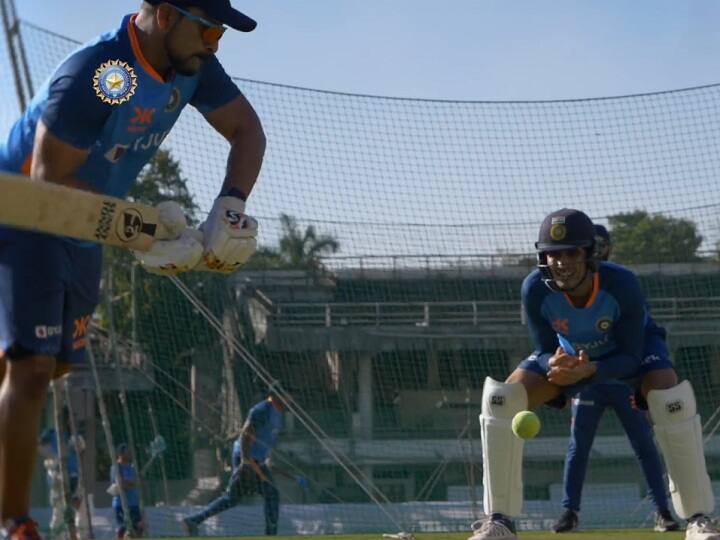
[267,297,720,328]
[319,251,720,277]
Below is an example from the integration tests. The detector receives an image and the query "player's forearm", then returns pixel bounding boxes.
[30,120,93,190]
[220,125,266,199]
[240,431,254,461]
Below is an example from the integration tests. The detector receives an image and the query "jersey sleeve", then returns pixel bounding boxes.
[190,55,242,115]
[40,48,113,149]
[248,402,269,430]
[592,270,645,382]
[522,273,557,360]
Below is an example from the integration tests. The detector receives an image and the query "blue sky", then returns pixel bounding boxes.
[8,1,720,258]
[18,0,720,100]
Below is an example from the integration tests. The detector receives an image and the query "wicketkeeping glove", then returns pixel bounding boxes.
[197,195,257,273]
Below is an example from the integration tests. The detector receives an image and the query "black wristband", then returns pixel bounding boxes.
[221,186,248,201]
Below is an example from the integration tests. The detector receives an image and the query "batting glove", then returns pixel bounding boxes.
[197,193,257,273]
[155,200,189,239]
[133,201,203,275]
[134,228,204,275]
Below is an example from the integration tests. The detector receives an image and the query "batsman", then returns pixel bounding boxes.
[470,209,719,540]
[0,1,265,538]
[183,391,288,536]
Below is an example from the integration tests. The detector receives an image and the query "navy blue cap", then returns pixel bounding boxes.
[536,208,595,253]
[147,0,257,32]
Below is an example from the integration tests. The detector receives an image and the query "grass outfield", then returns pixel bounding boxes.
[168,531,684,540]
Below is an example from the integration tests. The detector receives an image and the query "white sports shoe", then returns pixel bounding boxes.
[686,516,720,540]
[467,518,517,540]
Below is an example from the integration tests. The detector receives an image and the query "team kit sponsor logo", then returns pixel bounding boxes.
[34,325,62,339]
[72,315,92,350]
[93,60,137,105]
[568,332,611,353]
[128,107,156,133]
[104,129,171,163]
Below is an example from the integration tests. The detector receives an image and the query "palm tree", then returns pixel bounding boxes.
[244,214,340,271]
[278,213,340,270]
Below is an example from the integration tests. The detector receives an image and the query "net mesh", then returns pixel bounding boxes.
[4,17,720,537]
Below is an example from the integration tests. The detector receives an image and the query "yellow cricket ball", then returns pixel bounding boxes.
[512,410,541,439]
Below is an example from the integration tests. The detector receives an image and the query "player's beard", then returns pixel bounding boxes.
[164,28,209,76]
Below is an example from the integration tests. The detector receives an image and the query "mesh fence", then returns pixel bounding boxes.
[4,17,720,538]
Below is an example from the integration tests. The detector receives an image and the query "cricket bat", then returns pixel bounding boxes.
[0,172,167,252]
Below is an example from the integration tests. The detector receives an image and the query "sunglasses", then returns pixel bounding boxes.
[173,6,226,45]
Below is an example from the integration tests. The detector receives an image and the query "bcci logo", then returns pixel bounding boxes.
[550,223,567,241]
[595,317,612,332]
[93,60,137,105]
[117,208,144,242]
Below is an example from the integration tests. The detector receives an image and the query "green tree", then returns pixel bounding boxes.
[608,210,702,264]
[129,149,200,225]
[243,246,286,270]
[245,214,340,270]
[278,213,340,269]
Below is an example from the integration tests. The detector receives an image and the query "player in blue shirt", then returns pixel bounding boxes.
[110,443,143,538]
[470,209,718,540]
[0,1,264,536]
[183,392,286,536]
[552,225,679,534]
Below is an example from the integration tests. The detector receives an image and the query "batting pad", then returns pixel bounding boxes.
[480,377,528,518]
[647,380,715,519]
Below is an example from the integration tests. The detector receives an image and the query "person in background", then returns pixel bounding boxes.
[110,443,144,538]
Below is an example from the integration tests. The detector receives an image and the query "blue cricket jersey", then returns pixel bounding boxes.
[110,462,139,508]
[521,262,655,382]
[236,399,284,463]
[0,13,239,197]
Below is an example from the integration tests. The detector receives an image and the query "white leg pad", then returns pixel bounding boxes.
[480,377,528,518]
[647,380,714,519]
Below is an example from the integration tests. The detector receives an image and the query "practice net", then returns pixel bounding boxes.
[2,16,720,538]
